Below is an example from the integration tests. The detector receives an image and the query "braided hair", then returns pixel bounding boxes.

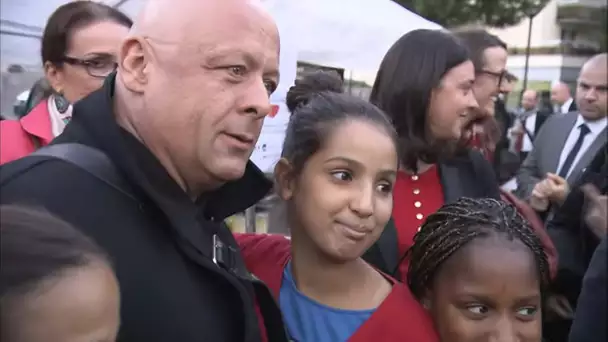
[407,197,550,300]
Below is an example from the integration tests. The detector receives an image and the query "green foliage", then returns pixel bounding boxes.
[393,0,550,28]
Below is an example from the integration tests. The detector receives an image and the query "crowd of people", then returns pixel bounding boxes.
[0,0,606,342]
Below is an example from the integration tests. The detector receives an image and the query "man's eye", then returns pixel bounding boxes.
[230,66,246,76]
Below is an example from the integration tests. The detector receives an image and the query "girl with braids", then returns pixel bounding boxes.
[407,197,550,342]
[235,71,438,342]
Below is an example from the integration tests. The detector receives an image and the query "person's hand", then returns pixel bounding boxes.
[581,184,608,239]
[530,180,551,211]
[546,173,570,205]
[545,293,574,320]
[510,121,523,137]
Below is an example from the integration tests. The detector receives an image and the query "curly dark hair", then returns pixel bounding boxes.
[406,197,550,299]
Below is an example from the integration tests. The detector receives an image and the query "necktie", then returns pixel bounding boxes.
[558,124,591,178]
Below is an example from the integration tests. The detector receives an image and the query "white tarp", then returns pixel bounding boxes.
[1,0,440,171]
[1,0,441,71]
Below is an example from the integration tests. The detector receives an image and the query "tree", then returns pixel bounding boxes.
[393,0,550,28]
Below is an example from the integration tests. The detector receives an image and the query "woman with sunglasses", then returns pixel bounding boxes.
[0,1,132,164]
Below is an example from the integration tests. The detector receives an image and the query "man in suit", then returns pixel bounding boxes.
[544,144,607,342]
[515,53,608,215]
[552,81,578,114]
[510,89,550,160]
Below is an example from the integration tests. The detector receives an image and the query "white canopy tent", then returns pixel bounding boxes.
[1,0,441,71]
[1,0,441,170]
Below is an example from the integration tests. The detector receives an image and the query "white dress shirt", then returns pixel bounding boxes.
[556,115,608,178]
[522,112,538,152]
[560,98,574,114]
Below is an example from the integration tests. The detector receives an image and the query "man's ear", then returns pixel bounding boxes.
[118,37,149,93]
[274,158,295,201]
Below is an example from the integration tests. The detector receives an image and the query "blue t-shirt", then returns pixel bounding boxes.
[279,262,374,342]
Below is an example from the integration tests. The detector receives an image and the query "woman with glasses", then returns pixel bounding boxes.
[0,1,132,164]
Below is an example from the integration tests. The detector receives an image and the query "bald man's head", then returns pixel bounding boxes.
[521,89,538,111]
[576,53,607,120]
[114,0,280,196]
[550,81,571,105]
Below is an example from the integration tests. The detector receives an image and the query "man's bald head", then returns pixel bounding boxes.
[130,0,276,45]
[114,0,280,196]
[581,53,607,76]
[551,81,571,105]
[576,53,607,120]
[521,89,538,111]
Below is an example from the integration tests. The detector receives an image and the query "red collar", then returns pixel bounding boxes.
[20,100,53,144]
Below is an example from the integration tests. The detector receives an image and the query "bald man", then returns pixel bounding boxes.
[1,1,288,341]
[552,81,577,114]
[515,53,607,218]
[510,89,550,159]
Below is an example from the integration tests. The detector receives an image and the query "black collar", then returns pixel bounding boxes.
[67,72,271,220]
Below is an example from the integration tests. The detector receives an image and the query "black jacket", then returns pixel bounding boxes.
[569,237,607,342]
[546,143,607,307]
[0,75,287,342]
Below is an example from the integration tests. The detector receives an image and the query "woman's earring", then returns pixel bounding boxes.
[54,92,70,114]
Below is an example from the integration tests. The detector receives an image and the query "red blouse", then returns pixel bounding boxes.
[392,166,444,277]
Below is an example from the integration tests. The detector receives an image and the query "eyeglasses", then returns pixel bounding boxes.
[477,69,507,86]
[62,55,118,78]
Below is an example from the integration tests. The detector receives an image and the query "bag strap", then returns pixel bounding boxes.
[362,217,401,280]
[518,117,535,144]
[31,143,289,342]
[31,143,137,202]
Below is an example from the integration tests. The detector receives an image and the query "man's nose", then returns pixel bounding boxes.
[242,79,272,118]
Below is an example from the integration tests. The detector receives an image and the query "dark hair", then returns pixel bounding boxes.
[24,78,54,115]
[452,29,507,71]
[41,1,133,67]
[0,205,110,304]
[282,71,398,176]
[369,29,471,171]
[407,198,550,299]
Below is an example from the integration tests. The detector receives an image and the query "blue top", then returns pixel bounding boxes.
[279,262,375,342]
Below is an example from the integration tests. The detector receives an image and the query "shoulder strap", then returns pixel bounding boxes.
[362,217,401,280]
[31,143,137,202]
[30,143,289,342]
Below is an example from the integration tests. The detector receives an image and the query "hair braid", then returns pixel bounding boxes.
[406,197,550,299]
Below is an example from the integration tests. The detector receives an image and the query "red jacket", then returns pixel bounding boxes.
[236,233,439,342]
[0,100,52,164]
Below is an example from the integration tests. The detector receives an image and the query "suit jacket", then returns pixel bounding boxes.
[568,100,578,114]
[515,112,607,200]
[532,110,550,137]
[568,237,607,342]
[546,143,607,306]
